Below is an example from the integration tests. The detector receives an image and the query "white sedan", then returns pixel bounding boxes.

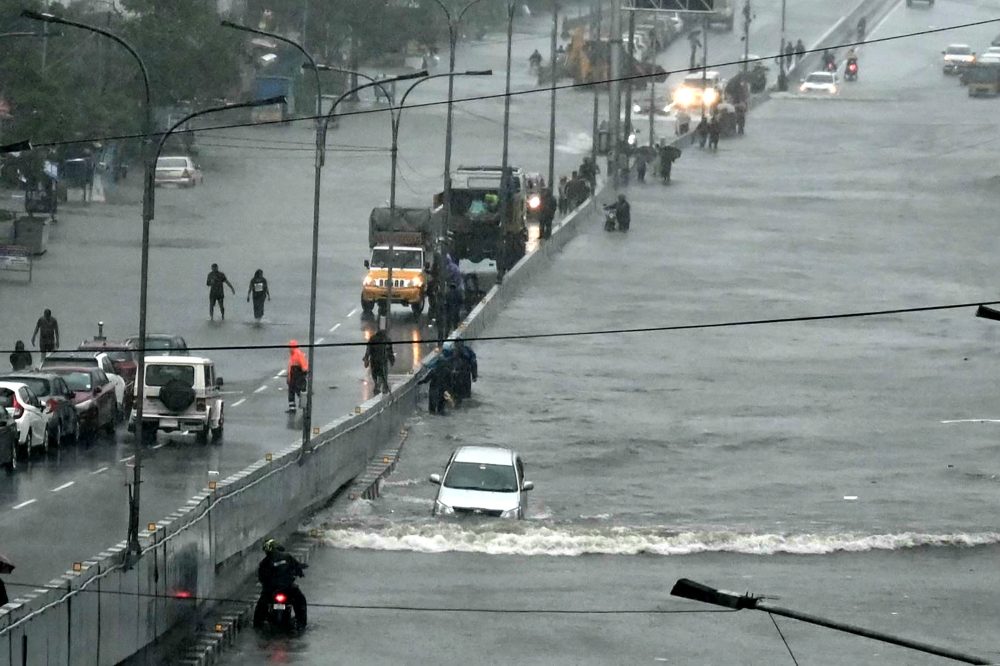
[799,71,839,95]
[0,381,49,453]
[155,156,204,187]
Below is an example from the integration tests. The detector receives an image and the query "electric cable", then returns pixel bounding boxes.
[769,613,802,666]
[5,299,998,356]
[5,16,999,153]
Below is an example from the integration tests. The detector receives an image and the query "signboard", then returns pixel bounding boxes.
[626,0,715,11]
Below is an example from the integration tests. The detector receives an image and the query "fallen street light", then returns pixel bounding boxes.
[670,579,995,664]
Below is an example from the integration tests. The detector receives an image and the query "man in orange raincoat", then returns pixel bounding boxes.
[287,340,308,412]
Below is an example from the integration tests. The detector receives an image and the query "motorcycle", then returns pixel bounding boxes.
[824,59,838,72]
[603,205,628,233]
[260,588,305,632]
[845,59,858,81]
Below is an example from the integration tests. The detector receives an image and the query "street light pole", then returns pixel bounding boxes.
[23,8,153,565]
[427,0,489,347]
[547,1,559,192]
[220,20,324,454]
[778,0,788,90]
[591,0,601,164]
[741,0,752,73]
[499,0,516,278]
[671,579,995,665]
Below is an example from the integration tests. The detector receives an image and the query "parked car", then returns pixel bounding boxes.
[0,372,79,448]
[124,334,190,356]
[41,351,128,416]
[76,339,137,413]
[155,156,203,187]
[0,381,49,454]
[429,446,533,519]
[0,408,17,470]
[128,356,224,444]
[44,367,118,440]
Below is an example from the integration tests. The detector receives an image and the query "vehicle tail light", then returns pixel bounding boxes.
[274,593,287,604]
[196,398,206,411]
[11,395,23,419]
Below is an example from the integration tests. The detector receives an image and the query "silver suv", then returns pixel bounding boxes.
[429,446,533,519]
[128,356,224,444]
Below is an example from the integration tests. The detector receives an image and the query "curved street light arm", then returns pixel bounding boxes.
[322,70,427,135]
[394,70,492,134]
[313,65,399,116]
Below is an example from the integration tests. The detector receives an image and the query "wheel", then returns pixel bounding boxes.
[140,424,157,445]
[361,299,375,314]
[411,298,425,315]
[65,414,79,445]
[211,414,224,443]
[104,403,118,435]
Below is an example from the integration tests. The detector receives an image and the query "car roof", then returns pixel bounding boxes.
[79,340,135,350]
[0,380,33,391]
[453,446,516,466]
[45,350,103,359]
[0,372,63,381]
[144,355,212,365]
[946,44,971,50]
[807,71,835,77]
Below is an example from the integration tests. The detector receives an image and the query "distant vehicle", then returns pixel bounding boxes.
[942,44,975,75]
[252,75,295,124]
[429,446,533,519]
[77,338,137,409]
[993,34,1000,47]
[0,372,79,448]
[155,156,203,187]
[524,172,545,221]
[362,207,436,316]
[124,334,190,356]
[40,351,128,414]
[0,381,48,454]
[672,71,724,110]
[906,0,933,5]
[128,356,224,444]
[966,61,1000,97]
[985,47,1000,57]
[44,368,118,440]
[799,71,839,94]
[0,407,17,470]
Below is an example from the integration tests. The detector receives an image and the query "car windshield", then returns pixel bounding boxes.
[103,349,134,362]
[146,364,195,387]
[947,46,972,55]
[443,462,518,493]
[157,157,188,169]
[61,372,93,392]
[44,356,97,368]
[369,249,423,270]
[806,74,834,84]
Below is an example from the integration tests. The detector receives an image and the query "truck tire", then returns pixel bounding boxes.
[159,379,195,413]
[361,299,375,314]
[411,298,425,315]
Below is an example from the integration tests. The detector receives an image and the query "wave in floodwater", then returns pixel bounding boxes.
[317,522,1000,557]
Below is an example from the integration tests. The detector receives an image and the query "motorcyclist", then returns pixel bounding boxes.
[603,194,631,232]
[363,323,395,395]
[529,49,542,70]
[254,539,307,629]
[822,49,836,71]
[846,47,858,61]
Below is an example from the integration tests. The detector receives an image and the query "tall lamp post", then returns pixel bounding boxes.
[499,0,516,277]
[22,8,153,564]
[426,0,489,346]
[220,20,325,454]
[547,1,559,191]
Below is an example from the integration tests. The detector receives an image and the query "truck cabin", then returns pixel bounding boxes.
[368,246,424,270]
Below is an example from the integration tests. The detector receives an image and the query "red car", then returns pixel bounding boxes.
[77,339,137,414]
[45,367,117,440]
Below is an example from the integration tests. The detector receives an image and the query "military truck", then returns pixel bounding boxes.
[436,166,528,270]
[361,207,440,316]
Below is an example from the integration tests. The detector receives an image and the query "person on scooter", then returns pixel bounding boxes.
[604,194,631,232]
[254,539,307,629]
[529,49,542,71]
[822,49,836,71]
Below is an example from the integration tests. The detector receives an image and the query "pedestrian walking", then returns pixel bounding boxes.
[658,145,680,184]
[783,42,795,69]
[708,115,721,151]
[696,118,709,148]
[246,269,270,323]
[9,341,31,371]
[363,324,395,396]
[418,350,452,414]
[557,176,569,214]
[579,157,598,190]
[450,339,478,403]
[794,39,806,64]
[635,152,647,183]
[735,103,747,135]
[206,263,236,321]
[31,309,59,355]
[675,109,691,135]
[538,187,557,239]
[286,340,308,412]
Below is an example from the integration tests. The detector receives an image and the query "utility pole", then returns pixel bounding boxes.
[622,9,635,179]
[700,14,708,119]
[301,0,309,52]
[590,0,601,164]
[547,0,558,192]
[778,0,788,90]
[608,0,622,187]
[499,0,515,277]
[741,0,752,73]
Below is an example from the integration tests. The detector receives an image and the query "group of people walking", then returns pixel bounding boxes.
[206,263,271,323]
[558,157,599,214]
[418,340,478,414]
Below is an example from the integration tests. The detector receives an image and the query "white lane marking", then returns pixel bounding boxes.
[329,323,341,333]
[317,337,325,344]
[347,308,359,318]
[232,398,246,408]
[91,466,109,475]
[52,482,75,492]
[941,419,1000,424]
[13,499,36,510]
[119,455,134,463]
[809,16,845,52]
[868,0,904,41]
[152,442,168,450]
[254,385,268,394]
[277,369,287,377]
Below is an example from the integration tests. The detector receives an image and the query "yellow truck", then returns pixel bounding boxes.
[361,207,439,317]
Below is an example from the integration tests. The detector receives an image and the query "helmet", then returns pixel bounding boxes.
[263,538,279,553]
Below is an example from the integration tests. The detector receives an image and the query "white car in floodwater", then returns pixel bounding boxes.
[430,446,533,519]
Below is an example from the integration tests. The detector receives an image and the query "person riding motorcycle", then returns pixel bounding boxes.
[254,539,308,629]
[846,47,858,61]
[822,50,836,71]
[529,49,542,71]
[603,194,631,232]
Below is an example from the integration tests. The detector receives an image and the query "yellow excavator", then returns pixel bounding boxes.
[563,27,666,88]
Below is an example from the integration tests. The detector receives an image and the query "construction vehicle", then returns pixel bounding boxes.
[435,166,528,270]
[563,29,667,88]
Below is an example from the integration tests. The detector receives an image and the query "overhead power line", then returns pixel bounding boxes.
[4,16,999,153]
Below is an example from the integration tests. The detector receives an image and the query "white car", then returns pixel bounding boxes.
[429,446,533,519]
[128,356,224,444]
[799,71,839,94]
[672,71,724,109]
[155,155,204,187]
[985,47,1000,57]
[41,351,127,412]
[942,44,975,74]
[0,381,49,453]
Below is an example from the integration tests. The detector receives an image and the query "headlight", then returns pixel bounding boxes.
[799,84,808,92]
[702,88,719,105]
[830,86,837,94]
[528,195,541,209]
[363,275,374,286]
[632,104,641,114]
[674,87,695,106]
[627,133,636,145]
[434,501,454,516]
[499,508,520,519]
[412,275,423,287]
